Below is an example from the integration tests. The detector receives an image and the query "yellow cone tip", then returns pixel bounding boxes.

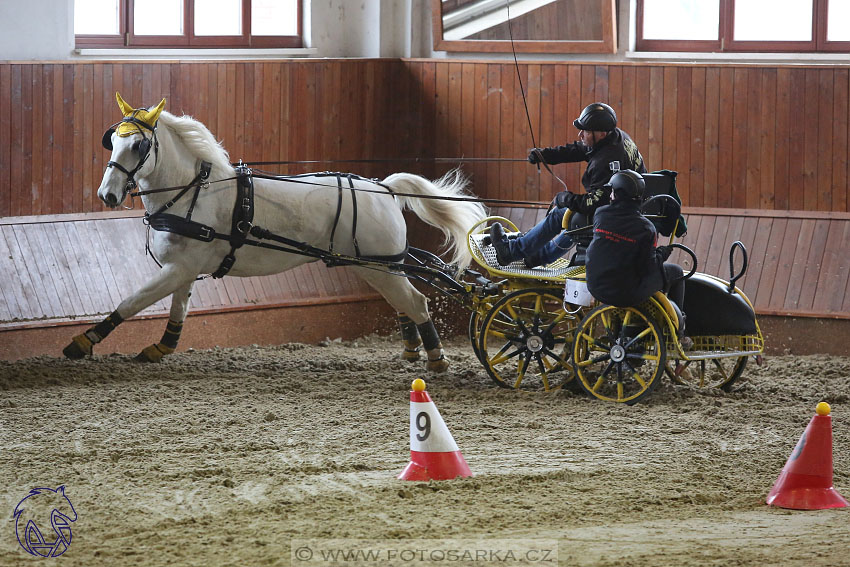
[816,401,831,416]
[411,378,427,392]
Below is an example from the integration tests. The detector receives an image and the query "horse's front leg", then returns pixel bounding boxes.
[136,280,194,363]
[63,265,197,360]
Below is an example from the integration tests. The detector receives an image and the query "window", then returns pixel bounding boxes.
[636,0,850,52]
[75,0,301,48]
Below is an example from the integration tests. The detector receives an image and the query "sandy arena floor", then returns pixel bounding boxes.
[1,334,849,566]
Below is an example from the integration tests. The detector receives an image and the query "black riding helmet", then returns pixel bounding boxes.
[607,169,645,201]
[573,102,617,132]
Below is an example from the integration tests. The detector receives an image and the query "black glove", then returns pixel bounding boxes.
[527,148,542,164]
[656,245,673,261]
[554,191,572,209]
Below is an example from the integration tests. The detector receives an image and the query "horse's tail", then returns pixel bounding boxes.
[382,169,487,269]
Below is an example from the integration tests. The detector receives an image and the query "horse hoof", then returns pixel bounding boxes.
[426,357,449,373]
[401,348,421,362]
[63,334,93,359]
[135,343,173,363]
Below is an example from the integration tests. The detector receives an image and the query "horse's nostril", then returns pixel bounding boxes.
[105,193,118,206]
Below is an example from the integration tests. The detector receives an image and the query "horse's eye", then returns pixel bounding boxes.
[131,140,141,153]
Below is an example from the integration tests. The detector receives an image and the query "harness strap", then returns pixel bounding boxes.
[329,174,343,254]
[212,164,254,279]
[347,174,361,257]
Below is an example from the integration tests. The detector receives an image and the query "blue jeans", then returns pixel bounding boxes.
[506,207,574,267]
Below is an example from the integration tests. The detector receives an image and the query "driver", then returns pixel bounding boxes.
[585,170,687,338]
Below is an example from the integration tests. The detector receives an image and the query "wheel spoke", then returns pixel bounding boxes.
[623,327,653,349]
[617,381,625,401]
[601,360,615,377]
[632,371,647,389]
[699,360,707,388]
[711,358,730,382]
[591,376,605,392]
[514,354,531,388]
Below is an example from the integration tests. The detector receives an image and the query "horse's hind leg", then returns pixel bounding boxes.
[351,267,449,373]
[397,313,423,362]
[63,265,196,359]
[136,281,194,362]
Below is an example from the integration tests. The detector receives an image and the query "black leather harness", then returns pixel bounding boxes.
[144,165,407,278]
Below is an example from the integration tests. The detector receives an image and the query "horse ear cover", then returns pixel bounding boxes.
[102,128,115,150]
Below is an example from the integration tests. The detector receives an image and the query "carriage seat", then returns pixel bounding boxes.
[468,232,586,282]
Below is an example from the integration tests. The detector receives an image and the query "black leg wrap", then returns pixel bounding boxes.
[90,310,124,343]
[416,320,441,352]
[159,319,183,350]
[398,313,421,343]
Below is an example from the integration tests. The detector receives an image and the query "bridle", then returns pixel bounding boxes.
[101,112,159,205]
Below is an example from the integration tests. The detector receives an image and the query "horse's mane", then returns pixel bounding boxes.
[157,111,234,174]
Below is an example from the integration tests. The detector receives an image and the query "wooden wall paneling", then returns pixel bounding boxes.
[263,62,280,164]
[565,65,582,188]
[552,64,570,193]
[21,65,33,217]
[434,62,449,166]
[797,219,831,311]
[53,222,97,315]
[448,62,463,166]
[82,64,95,213]
[702,67,719,209]
[40,65,53,217]
[10,66,22,218]
[620,65,636,141]
[836,222,850,312]
[811,219,845,313]
[225,63,237,155]
[515,63,535,201]
[498,64,514,202]
[768,218,804,310]
[72,65,85,214]
[817,70,834,211]
[631,65,649,172]
[31,64,42,216]
[744,68,762,210]
[0,65,10,217]
[538,64,555,201]
[484,64,500,200]
[606,65,622,135]
[689,67,706,207]
[471,63,488,197]
[361,61,377,174]
[754,218,787,308]
[0,227,24,319]
[758,68,776,209]
[661,67,677,171]
[802,69,819,211]
[594,65,608,107]
[647,67,663,172]
[11,224,61,317]
[703,214,729,278]
[715,67,734,208]
[788,68,806,210]
[730,68,748,208]
[781,218,815,311]
[774,68,791,211]
[216,64,229,153]
[40,223,80,317]
[832,69,848,212]
[462,63,480,194]
[675,67,691,203]
[581,64,595,107]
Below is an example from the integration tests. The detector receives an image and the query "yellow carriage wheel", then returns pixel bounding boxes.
[573,304,666,404]
[478,289,580,391]
[667,355,747,392]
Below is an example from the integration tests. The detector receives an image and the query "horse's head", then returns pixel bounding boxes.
[98,92,166,208]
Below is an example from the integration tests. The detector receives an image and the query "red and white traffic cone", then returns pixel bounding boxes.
[398,378,472,481]
[766,402,848,510]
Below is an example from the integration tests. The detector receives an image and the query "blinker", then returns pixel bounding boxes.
[102,127,115,150]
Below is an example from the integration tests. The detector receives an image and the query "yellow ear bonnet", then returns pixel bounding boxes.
[114,92,166,137]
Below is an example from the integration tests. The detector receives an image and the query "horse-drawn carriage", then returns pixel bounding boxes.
[461,171,765,404]
[71,94,763,405]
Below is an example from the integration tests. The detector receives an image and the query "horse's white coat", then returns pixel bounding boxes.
[97,110,486,327]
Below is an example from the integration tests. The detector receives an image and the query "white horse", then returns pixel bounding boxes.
[63,93,486,371]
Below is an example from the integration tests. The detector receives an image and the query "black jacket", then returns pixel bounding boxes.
[540,127,646,214]
[585,199,667,307]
